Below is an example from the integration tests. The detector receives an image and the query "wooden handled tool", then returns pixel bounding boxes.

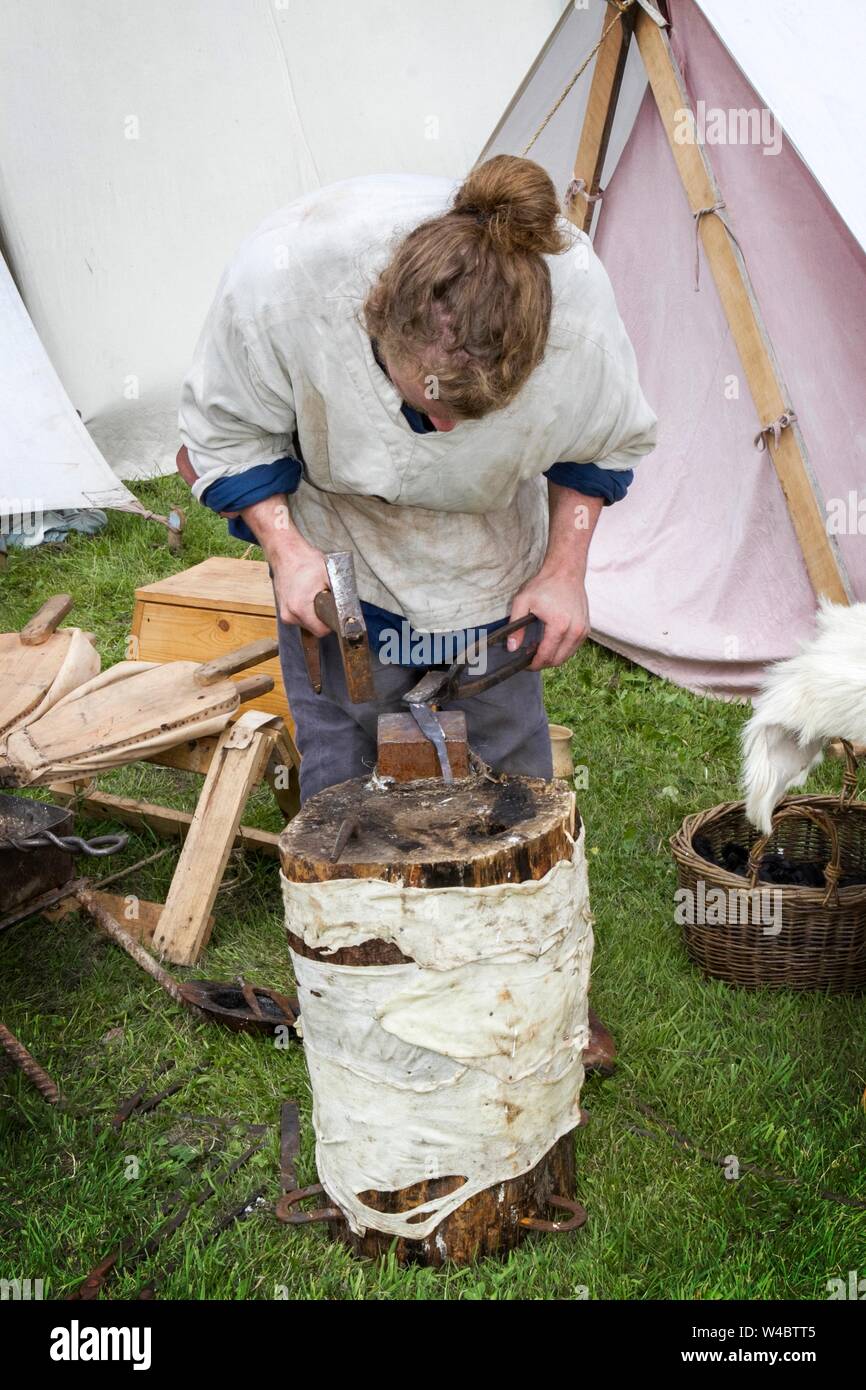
[300,552,375,704]
[298,590,340,695]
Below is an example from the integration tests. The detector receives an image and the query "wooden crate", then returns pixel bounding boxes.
[131,557,292,729]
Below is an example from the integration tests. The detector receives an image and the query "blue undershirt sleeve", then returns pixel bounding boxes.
[200,457,302,544]
[544,461,634,504]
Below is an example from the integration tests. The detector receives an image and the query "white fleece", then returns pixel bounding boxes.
[742,600,866,831]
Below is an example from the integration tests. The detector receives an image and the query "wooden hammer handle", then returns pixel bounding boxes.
[313,590,338,630]
[299,589,336,695]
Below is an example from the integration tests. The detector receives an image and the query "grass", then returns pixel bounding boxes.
[1,476,864,1300]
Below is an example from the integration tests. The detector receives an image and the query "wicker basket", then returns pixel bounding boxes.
[670,742,866,993]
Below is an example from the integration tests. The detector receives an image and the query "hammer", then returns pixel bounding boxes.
[299,552,376,704]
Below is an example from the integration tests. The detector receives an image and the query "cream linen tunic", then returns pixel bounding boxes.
[179,175,656,632]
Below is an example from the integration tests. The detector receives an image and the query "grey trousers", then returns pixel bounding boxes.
[277,619,553,803]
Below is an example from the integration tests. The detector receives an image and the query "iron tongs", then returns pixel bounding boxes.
[402,613,540,708]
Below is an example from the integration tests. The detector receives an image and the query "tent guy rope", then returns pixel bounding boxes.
[520,0,638,159]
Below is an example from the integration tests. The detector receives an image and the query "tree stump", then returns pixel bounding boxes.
[280,774,586,1266]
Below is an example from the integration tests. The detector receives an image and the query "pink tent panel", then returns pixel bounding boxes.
[587,0,866,698]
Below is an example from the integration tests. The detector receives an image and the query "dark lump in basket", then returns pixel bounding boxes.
[690,835,866,889]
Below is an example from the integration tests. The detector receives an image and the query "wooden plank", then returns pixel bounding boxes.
[134,598,277,654]
[634,10,850,605]
[566,1,635,233]
[264,728,302,819]
[143,735,221,775]
[128,597,144,654]
[134,557,275,616]
[41,890,215,945]
[153,717,276,964]
[131,601,291,725]
[273,725,300,773]
[51,787,280,859]
[145,722,292,785]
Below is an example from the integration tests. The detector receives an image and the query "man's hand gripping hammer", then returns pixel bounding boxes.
[299,551,376,704]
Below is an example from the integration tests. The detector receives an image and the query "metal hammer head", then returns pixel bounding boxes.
[302,552,376,704]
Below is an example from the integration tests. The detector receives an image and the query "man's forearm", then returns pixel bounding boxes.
[239,495,329,634]
[176,446,328,631]
[239,495,316,566]
[543,481,604,577]
[507,483,603,667]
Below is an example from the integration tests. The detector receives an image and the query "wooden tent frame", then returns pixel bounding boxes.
[567,0,850,606]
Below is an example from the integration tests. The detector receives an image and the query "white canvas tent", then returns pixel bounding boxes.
[0,251,142,524]
[485,0,866,696]
[0,0,562,512]
[2,0,864,699]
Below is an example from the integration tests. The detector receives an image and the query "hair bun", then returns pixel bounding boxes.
[453,155,567,256]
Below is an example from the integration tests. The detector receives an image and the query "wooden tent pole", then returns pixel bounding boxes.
[566,1,636,233]
[633,9,850,605]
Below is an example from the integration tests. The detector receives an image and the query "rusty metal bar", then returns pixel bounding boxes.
[0,1021,61,1104]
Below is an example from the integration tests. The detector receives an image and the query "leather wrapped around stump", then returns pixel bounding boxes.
[280,775,593,1261]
